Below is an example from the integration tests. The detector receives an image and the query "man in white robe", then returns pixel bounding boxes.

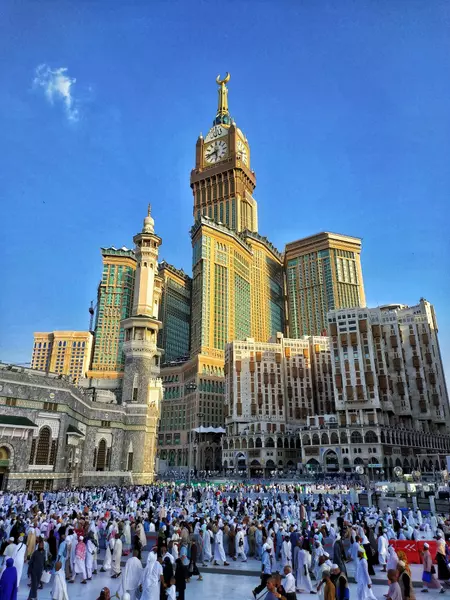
[202,528,212,563]
[70,536,87,584]
[86,536,96,579]
[295,544,313,593]
[112,533,123,577]
[356,548,372,600]
[136,521,147,550]
[213,527,229,566]
[12,536,26,588]
[52,561,69,600]
[377,532,388,572]
[119,551,144,600]
[386,546,398,571]
[141,550,163,600]
[281,536,292,568]
[235,526,247,562]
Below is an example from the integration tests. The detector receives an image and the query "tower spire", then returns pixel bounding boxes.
[215,73,231,125]
[143,203,154,233]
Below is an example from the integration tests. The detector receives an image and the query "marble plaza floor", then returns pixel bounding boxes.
[14,562,449,600]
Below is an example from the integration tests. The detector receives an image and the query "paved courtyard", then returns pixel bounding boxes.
[14,561,448,600]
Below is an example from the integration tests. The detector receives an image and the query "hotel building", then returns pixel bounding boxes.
[31,331,93,383]
[285,232,366,337]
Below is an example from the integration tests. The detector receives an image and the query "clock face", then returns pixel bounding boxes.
[205,140,228,164]
[237,140,248,165]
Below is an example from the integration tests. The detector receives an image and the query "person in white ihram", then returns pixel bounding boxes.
[119,550,144,600]
[356,547,372,600]
[12,535,26,589]
[213,526,229,566]
[378,531,389,572]
[235,526,247,562]
[52,561,69,600]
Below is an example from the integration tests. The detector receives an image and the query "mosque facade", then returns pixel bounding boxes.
[0,209,163,491]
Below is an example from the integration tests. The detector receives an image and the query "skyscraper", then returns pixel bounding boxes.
[285,232,366,337]
[190,75,284,357]
[158,74,285,473]
[31,331,93,383]
[89,247,136,378]
[299,299,450,477]
[222,333,332,476]
[157,261,192,363]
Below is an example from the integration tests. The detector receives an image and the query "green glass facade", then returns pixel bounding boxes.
[157,263,192,363]
[91,248,135,373]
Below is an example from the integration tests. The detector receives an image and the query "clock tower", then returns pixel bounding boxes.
[190,74,258,233]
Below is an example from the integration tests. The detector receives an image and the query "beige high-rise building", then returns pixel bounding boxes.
[285,232,366,337]
[222,333,332,476]
[31,331,93,383]
[299,299,450,478]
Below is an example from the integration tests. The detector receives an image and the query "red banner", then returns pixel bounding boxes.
[389,540,421,564]
[389,539,437,564]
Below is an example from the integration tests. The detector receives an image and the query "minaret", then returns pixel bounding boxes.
[121,206,163,483]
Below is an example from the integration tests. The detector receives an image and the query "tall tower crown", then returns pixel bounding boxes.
[214,73,231,126]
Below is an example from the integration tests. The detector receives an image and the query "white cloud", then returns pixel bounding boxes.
[33,64,79,122]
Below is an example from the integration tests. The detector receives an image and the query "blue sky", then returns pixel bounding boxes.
[1,0,449,376]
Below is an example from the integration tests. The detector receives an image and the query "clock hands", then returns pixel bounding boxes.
[206,147,218,161]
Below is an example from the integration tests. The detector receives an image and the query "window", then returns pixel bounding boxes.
[101,420,111,428]
[96,439,107,471]
[5,398,17,407]
[35,427,51,465]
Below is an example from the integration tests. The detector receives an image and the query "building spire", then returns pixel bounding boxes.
[214,73,231,125]
[143,203,154,233]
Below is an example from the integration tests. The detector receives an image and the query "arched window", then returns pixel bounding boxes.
[321,433,329,445]
[35,427,51,465]
[96,439,107,471]
[266,437,275,448]
[330,432,339,444]
[312,433,320,445]
[351,431,363,444]
[255,437,262,448]
[127,452,133,470]
[340,431,348,444]
[364,430,378,444]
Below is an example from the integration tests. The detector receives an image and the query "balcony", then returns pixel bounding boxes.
[123,339,157,355]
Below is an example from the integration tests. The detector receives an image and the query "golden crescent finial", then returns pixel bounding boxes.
[216,72,230,85]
